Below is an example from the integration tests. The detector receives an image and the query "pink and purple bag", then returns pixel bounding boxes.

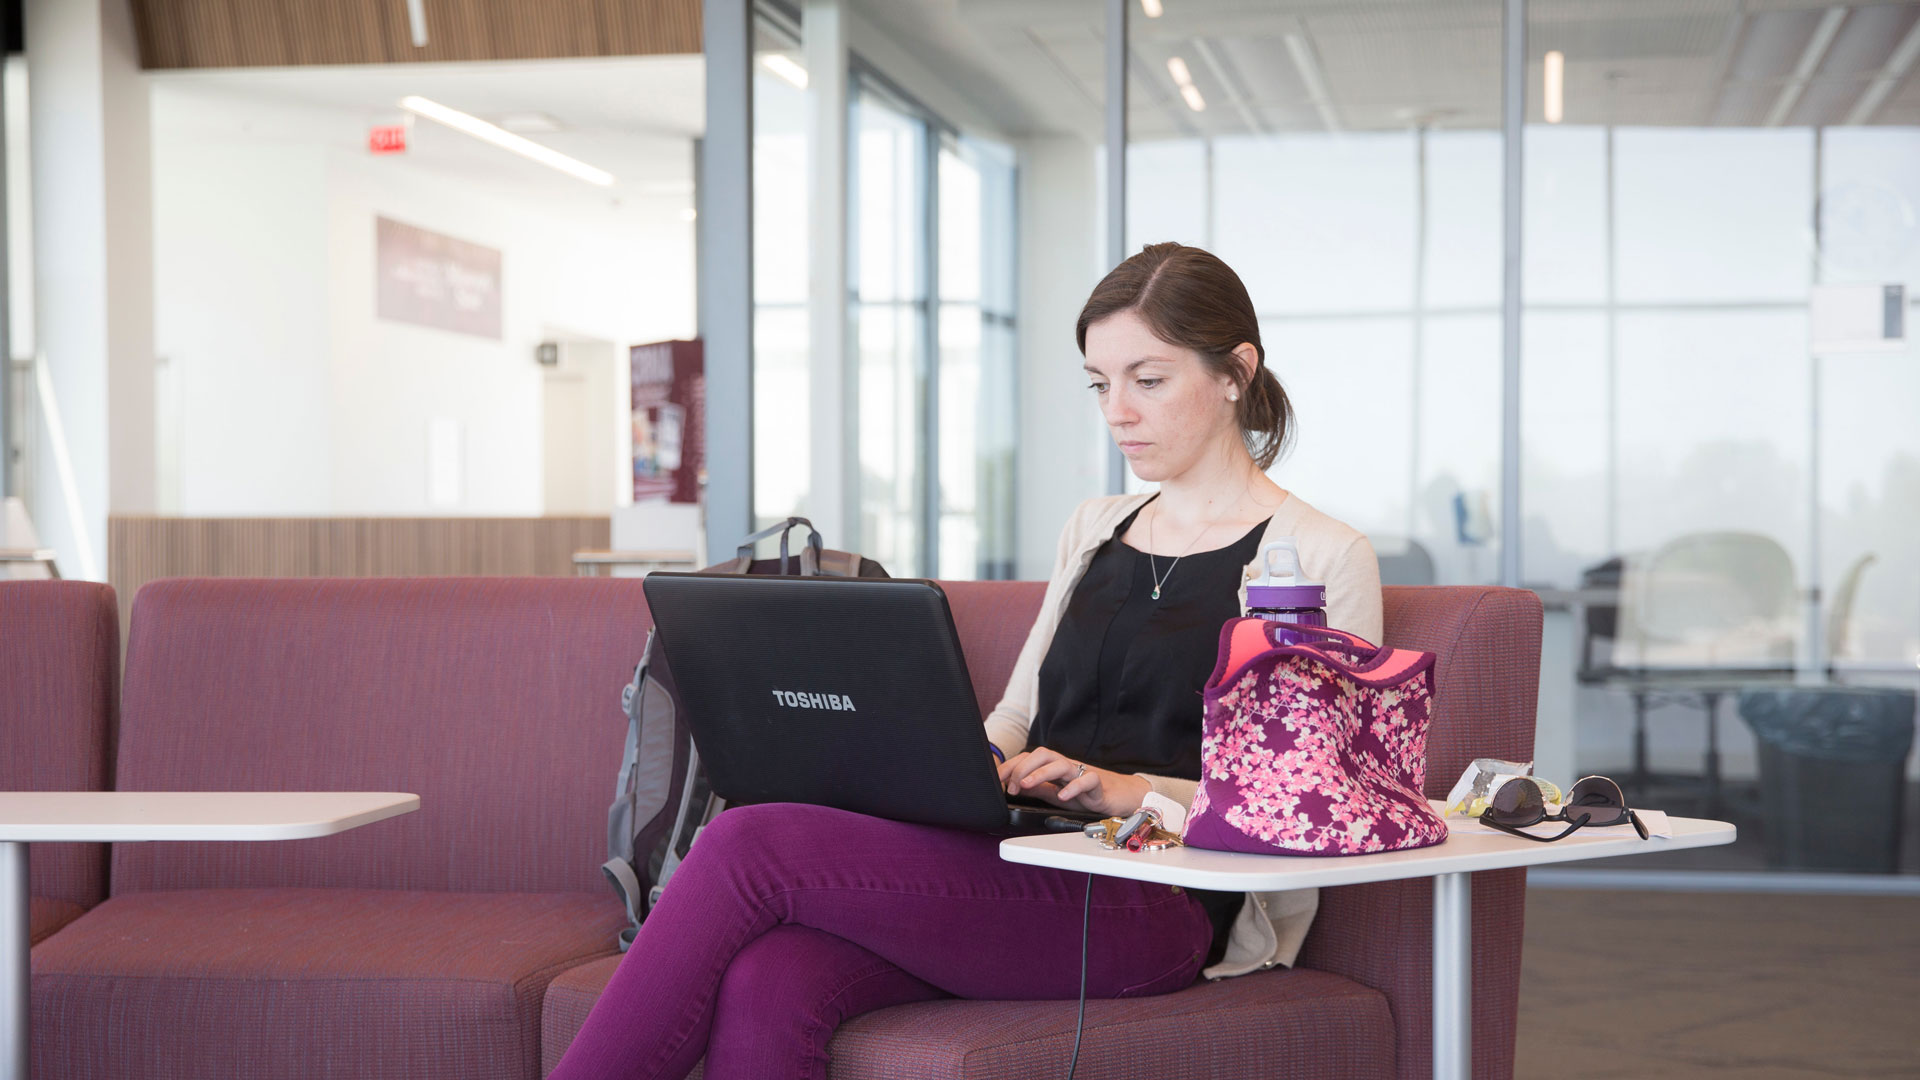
[1183,618,1449,856]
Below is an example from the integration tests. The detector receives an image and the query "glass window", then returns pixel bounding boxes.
[938,138,1018,579]
[1816,130,1920,670]
[854,84,926,577]
[752,13,811,531]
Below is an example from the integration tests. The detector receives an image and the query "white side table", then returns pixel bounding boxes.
[1001,801,1734,1080]
[1,791,420,1080]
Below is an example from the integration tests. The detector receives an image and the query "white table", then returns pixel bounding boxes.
[1001,801,1734,1080]
[1,791,420,1080]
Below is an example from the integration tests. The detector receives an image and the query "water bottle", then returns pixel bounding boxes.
[1246,538,1327,644]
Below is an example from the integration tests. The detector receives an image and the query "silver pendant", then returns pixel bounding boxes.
[1151,586,1161,600]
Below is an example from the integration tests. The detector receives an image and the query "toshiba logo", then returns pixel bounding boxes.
[771,690,857,711]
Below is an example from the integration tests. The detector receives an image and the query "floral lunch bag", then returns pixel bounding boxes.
[1183,618,1449,856]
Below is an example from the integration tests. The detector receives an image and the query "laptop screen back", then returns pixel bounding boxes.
[641,572,1015,831]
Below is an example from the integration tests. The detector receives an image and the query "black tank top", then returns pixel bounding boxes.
[1032,498,1267,963]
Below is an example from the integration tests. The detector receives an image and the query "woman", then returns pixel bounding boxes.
[550,243,1382,1080]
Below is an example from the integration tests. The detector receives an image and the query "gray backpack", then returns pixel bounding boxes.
[601,518,886,950]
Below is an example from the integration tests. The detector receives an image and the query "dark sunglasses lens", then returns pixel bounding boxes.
[1489,779,1543,824]
[1566,777,1628,825]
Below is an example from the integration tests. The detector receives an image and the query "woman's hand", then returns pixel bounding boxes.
[997,747,1151,819]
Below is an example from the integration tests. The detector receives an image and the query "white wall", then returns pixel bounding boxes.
[150,84,696,517]
[152,120,332,513]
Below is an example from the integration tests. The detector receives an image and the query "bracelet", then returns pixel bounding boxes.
[987,744,1006,764]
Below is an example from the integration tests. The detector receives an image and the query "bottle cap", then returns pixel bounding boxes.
[1247,538,1326,610]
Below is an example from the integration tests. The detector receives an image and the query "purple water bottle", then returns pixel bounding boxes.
[1246,538,1327,645]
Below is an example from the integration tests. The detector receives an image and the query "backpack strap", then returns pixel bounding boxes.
[600,638,654,947]
[600,629,700,951]
[732,517,825,575]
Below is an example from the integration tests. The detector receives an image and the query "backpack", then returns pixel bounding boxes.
[601,518,887,949]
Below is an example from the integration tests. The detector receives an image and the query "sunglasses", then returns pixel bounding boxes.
[1479,775,1649,842]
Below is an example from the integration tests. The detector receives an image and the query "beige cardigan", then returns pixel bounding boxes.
[983,492,1383,978]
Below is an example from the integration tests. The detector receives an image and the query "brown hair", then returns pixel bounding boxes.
[1076,242,1294,470]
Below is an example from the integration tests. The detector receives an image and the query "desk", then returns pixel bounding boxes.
[0,550,56,579]
[570,549,698,577]
[1001,801,1734,1080]
[1,791,419,1080]
[1533,586,1799,812]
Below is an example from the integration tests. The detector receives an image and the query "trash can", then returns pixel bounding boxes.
[1736,686,1916,872]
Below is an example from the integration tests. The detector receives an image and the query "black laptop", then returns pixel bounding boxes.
[641,572,1101,832]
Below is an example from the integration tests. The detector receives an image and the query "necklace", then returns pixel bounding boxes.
[1146,501,1220,601]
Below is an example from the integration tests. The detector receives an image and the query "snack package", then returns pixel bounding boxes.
[1443,757,1562,817]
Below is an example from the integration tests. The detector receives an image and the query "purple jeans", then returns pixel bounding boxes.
[548,802,1215,1080]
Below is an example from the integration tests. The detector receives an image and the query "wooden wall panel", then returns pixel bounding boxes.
[107,515,612,643]
[132,0,702,70]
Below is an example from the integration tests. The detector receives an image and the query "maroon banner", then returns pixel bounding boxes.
[376,216,502,339]
[631,339,705,504]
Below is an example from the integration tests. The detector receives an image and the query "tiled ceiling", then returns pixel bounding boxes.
[856,0,1920,139]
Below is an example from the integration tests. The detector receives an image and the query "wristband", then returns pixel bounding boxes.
[987,744,1006,764]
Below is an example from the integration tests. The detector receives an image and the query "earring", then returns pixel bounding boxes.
[1228,392,1239,402]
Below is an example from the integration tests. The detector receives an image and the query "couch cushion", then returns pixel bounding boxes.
[543,955,622,1077]
[541,956,1391,1080]
[113,577,653,894]
[29,897,86,946]
[0,581,116,919]
[33,888,626,1080]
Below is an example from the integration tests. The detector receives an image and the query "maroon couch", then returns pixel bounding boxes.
[1,581,117,946]
[542,583,1543,1080]
[30,578,644,1080]
[27,577,1539,1080]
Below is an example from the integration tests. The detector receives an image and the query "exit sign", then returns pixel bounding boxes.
[368,124,408,155]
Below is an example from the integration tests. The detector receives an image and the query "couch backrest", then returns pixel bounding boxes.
[0,581,117,910]
[111,576,1049,896]
[113,577,655,894]
[938,580,1047,721]
[1380,585,1543,798]
[1297,584,1544,1080]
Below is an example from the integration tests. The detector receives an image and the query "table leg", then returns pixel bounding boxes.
[1630,689,1651,796]
[1433,872,1471,1080]
[1,841,27,1080]
[1701,690,1723,817]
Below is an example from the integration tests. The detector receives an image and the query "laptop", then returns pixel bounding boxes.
[641,571,1103,833]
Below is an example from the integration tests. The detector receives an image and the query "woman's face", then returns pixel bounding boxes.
[1082,309,1240,484]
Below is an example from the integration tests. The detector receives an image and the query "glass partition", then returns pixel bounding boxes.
[1523,3,1920,876]
[1123,2,1504,583]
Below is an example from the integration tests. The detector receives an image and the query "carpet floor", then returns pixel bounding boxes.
[1515,888,1920,1079]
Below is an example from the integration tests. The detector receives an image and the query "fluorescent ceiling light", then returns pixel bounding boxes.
[1167,56,1193,86]
[494,111,564,134]
[405,0,428,47]
[1543,50,1564,124]
[399,96,614,186]
[761,54,809,89]
[1180,84,1206,112]
[1140,0,1164,17]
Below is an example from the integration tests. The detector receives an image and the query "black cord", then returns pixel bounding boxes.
[1066,871,1091,1080]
